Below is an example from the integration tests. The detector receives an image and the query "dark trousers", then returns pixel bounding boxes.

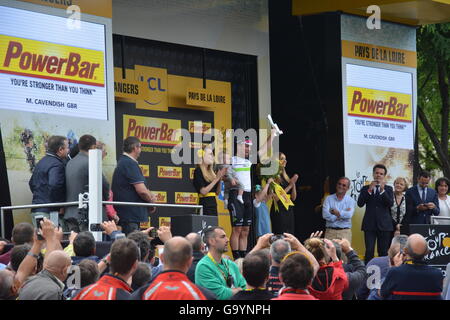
[120,221,140,235]
[364,230,391,264]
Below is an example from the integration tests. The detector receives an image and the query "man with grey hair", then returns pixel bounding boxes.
[266,239,291,294]
[185,232,205,283]
[380,233,443,300]
[358,234,408,300]
[0,269,17,300]
[322,177,355,242]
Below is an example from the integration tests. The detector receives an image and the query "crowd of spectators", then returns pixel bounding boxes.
[1,135,448,300]
[0,217,449,300]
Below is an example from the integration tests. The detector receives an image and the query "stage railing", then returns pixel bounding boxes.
[0,201,203,238]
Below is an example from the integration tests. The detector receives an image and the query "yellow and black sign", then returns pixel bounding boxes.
[186,87,229,109]
[175,192,199,205]
[152,191,167,204]
[139,165,150,178]
[123,114,181,147]
[190,168,195,180]
[342,40,417,68]
[157,166,182,179]
[347,86,412,123]
[0,35,105,87]
[159,217,171,228]
[114,78,146,99]
[188,121,212,134]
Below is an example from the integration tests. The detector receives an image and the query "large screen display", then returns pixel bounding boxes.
[0,5,107,120]
[345,64,413,150]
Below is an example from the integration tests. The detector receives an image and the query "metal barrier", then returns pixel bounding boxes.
[1,201,203,238]
[431,216,450,225]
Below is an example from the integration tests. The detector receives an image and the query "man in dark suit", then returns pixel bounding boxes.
[405,171,439,226]
[357,164,394,264]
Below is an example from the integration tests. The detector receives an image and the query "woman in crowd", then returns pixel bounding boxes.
[270,153,298,235]
[391,177,408,236]
[193,146,227,216]
[436,177,450,221]
[304,237,348,300]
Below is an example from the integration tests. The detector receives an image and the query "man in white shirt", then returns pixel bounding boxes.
[322,177,355,242]
[228,139,253,260]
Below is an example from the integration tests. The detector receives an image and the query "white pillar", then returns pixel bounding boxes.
[89,149,103,241]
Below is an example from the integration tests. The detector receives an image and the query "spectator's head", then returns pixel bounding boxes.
[393,177,408,194]
[203,227,228,255]
[304,238,329,265]
[336,177,351,195]
[10,244,31,272]
[435,177,449,197]
[73,232,96,257]
[128,231,151,262]
[279,252,314,290]
[418,170,431,188]
[11,223,34,245]
[185,233,204,253]
[388,235,408,266]
[78,135,97,152]
[242,250,270,289]
[131,262,151,291]
[96,141,107,160]
[0,269,16,300]
[372,164,387,182]
[405,234,429,262]
[123,136,141,159]
[270,239,291,265]
[43,250,72,282]
[78,259,100,288]
[161,237,193,273]
[47,135,69,159]
[110,239,139,280]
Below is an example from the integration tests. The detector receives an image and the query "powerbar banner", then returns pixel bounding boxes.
[341,14,416,257]
[0,6,108,120]
[0,4,115,227]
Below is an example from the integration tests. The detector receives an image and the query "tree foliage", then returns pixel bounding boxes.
[416,23,450,178]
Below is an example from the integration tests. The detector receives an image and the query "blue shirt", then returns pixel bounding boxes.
[322,194,355,229]
[111,154,147,222]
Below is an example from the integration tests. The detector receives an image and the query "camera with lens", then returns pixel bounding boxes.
[269,234,285,244]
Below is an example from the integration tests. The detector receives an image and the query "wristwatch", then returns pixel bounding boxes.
[101,258,110,266]
[27,252,39,259]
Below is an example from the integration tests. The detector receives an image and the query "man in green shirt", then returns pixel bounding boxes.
[195,226,246,300]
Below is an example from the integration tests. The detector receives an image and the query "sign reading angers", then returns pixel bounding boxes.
[186,87,228,108]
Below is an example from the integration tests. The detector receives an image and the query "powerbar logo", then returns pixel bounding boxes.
[175,192,198,205]
[347,86,412,122]
[158,166,182,179]
[0,35,104,87]
[124,115,181,146]
[152,191,167,203]
[189,121,211,134]
[139,165,150,178]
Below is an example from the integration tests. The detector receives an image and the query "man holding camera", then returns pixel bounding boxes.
[322,177,355,242]
[358,164,394,264]
[195,227,246,300]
